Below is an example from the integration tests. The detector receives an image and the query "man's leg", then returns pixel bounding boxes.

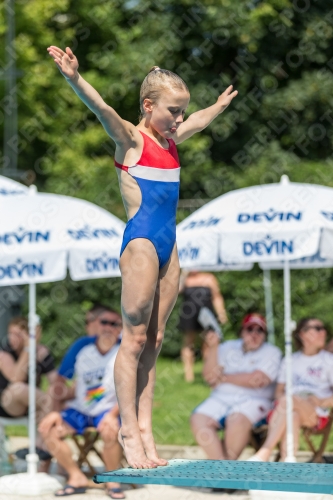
[100,425,125,499]
[224,413,252,460]
[136,245,180,465]
[40,411,88,493]
[190,413,226,459]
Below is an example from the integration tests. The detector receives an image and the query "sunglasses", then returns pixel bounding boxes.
[99,319,122,327]
[305,325,326,332]
[244,326,266,334]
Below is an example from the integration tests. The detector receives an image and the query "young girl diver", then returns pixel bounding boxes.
[47,45,238,469]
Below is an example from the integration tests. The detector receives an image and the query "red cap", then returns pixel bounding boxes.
[242,313,266,330]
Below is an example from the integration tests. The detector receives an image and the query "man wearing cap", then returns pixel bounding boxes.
[191,313,281,462]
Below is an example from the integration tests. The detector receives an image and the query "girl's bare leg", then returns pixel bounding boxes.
[253,396,317,461]
[136,245,180,465]
[279,412,301,462]
[114,238,160,469]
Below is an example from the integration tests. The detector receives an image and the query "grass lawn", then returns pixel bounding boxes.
[5,357,333,452]
[153,357,209,445]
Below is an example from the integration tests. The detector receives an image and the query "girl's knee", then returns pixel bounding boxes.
[121,331,147,355]
[155,329,164,349]
[122,301,152,327]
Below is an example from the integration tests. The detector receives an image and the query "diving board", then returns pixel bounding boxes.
[94,459,333,495]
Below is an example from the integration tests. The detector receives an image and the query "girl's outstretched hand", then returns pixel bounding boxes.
[47,46,79,80]
[217,85,238,111]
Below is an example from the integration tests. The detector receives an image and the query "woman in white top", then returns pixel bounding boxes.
[250,317,333,462]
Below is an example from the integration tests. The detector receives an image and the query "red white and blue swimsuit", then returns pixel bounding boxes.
[115,131,180,268]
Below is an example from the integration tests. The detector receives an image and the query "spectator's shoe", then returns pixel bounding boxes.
[15,447,52,461]
[54,485,87,496]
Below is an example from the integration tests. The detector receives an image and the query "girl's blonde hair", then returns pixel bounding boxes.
[139,66,189,120]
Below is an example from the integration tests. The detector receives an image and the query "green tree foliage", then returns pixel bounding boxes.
[1,0,333,359]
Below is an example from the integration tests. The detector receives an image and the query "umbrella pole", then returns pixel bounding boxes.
[263,269,275,344]
[27,282,38,474]
[283,260,296,462]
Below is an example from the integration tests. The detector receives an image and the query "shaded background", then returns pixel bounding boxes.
[1,0,333,360]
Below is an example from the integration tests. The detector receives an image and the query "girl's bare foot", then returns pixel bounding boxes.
[118,429,157,469]
[140,430,168,466]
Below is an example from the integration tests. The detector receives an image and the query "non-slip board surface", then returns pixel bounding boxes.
[94,459,333,494]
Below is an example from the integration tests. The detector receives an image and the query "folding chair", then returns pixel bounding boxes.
[71,427,103,477]
[71,427,137,489]
[302,408,333,463]
[249,418,269,453]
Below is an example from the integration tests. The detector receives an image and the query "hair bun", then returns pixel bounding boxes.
[149,66,160,73]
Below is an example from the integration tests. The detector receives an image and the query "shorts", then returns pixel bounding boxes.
[193,395,272,426]
[315,415,329,431]
[61,407,120,435]
[266,400,329,432]
[178,287,215,333]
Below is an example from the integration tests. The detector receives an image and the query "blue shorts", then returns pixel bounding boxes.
[61,408,119,435]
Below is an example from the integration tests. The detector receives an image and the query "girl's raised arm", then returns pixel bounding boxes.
[47,46,137,146]
[174,85,238,145]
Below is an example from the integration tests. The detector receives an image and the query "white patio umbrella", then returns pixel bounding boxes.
[177,175,333,462]
[0,175,29,195]
[0,186,125,494]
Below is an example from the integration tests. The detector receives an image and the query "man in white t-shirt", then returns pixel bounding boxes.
[191,313,281,461]
[39,308,125,499]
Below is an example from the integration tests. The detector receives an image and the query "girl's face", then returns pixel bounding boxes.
[144,89,190,138]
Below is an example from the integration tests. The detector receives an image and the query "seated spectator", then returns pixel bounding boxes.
[190,313,281,460]
[249,317,333,462]
[50,304,122,412]
[0,316,57,459]
[39,307,124,499]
